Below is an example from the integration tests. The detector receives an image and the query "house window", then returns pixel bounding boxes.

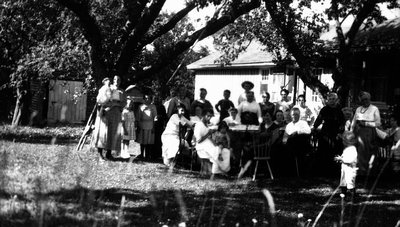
[311,90,319,102]
[260,84,268,94]
[261,69,270,80]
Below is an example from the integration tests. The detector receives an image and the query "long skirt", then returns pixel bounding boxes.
[137,128,155,144]
[161,134,180,160]
[314,133,342,177]
[106,107,122,152]
[92,108,108,149]
[355,126,378,176]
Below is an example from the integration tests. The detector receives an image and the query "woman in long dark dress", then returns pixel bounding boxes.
[153,95,167,160]
[313,92,345,177]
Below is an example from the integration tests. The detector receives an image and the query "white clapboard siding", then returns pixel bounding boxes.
[47,80,87,124]
[194,69,261,111]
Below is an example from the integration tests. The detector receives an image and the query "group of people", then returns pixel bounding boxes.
[91,76,166,161]
[91,77,400,186]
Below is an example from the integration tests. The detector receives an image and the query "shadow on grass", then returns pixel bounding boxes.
[2,177,400,227]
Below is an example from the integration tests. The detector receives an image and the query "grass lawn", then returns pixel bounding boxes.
[0,139,400,227]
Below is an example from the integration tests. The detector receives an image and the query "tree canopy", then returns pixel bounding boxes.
[53,0,261,85]
[213,0,399,104]
[1,0,260,125]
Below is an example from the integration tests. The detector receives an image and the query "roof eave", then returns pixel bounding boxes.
[187,62,276,70]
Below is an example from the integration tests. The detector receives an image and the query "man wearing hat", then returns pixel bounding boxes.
[238,81,255,105]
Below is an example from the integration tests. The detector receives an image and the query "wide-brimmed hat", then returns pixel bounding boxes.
[241,81,254,89]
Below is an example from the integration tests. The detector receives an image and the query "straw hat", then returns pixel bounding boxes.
[241,81,254,90]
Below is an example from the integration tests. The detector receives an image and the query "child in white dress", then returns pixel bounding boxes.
[212,121,233,161]
[335,131,358,197]
[121,99,136,159]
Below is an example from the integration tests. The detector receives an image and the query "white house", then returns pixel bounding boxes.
[187,41,334,116]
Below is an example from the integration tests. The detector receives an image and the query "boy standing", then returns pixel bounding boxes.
[215,90,235,123]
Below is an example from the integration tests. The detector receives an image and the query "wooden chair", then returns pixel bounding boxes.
[172,123,198,171]
[252,142,274,180]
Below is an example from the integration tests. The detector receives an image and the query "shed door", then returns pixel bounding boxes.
[47,80,87,124]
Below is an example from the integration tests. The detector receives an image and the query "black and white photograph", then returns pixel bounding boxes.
[1,0,400,226]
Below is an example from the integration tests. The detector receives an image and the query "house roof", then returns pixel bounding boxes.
[352,17,400,52]
[323,17,400,52]
[187,41,276,70]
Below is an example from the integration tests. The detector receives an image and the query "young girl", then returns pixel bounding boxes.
[212,121,233,161]
[121,98,136,159]
[334,131,358,197]
[207,121,231,174]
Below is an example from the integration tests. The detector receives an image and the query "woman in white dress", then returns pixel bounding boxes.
[162,105,194,166]
[351,91,381,176]
[194,108,231,174]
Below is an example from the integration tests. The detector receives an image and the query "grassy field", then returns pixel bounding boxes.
[0,138,400,226]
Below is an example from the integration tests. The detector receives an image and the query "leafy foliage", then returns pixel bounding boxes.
[213,0,400,102]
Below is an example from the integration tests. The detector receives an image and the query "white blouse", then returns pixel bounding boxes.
[351,104,381,130]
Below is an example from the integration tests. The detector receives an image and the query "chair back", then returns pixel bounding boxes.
[253,142,271,160]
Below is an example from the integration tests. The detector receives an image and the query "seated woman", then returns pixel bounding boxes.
[161,105,194,166]
[259,111,280,144]
[194,108,231,175]
[385,115,400,173]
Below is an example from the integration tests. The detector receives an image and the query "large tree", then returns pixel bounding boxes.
[214,0,399,105]
[54,0,261,85]
[3,0,261,126]
[1,0,89,126]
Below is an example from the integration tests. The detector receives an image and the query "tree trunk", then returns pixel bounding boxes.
[89,48,109,86]
[11,87,28,127]
[332,50,352,107]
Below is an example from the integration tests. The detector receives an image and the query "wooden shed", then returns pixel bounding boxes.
[47,80,87,124]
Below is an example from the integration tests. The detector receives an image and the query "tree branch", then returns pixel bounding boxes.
[115,0,167,75]
[142,2,196,45]
[55,0,107,80]
[56,0,102,49]
[135,0,261,80]
[123,0,148,28]
[264,0,329,95]
[330,0,346,52]
[117,0,148,48]
[345,0,378,47]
